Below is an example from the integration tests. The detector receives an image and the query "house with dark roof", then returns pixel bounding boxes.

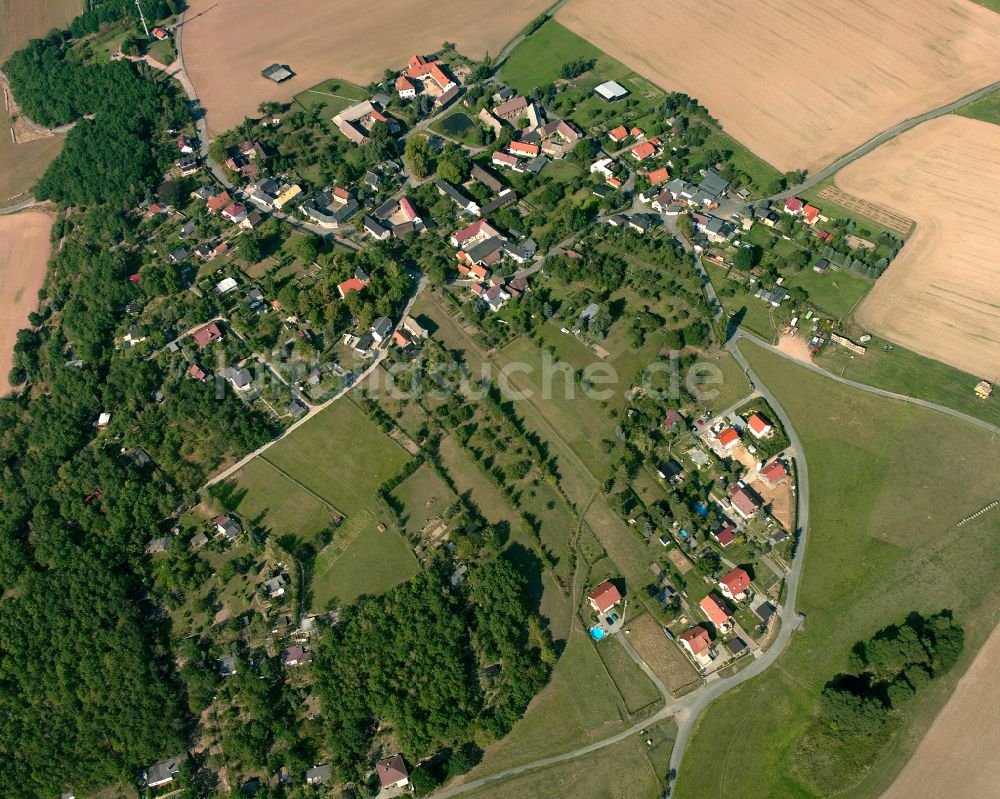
[371,317,394,343]
[305,764,331,785]
[281,645,313,667]
[375,754,410,791]
[434,179,480,215]
[142,757,182,788]
[214,514,242,540]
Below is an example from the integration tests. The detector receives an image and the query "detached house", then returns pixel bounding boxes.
[719,566,752,601]
[747,413,773,438]
[699,594,733,632]
[192,322,223,348]
[730,484,761,520]
[375,754,410,792]
[714,426,740,450]
[586,580,622,615]
[679,625,713,665]
[760,459,788,486]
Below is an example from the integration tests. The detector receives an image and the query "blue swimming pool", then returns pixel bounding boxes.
[590,626,606,640]
[695,501,709,518]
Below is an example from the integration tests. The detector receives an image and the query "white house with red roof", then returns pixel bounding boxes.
[719,567,752,601]
[608,125,629,143]
[586,580,622,614]
[746,413,773,439]
[700,594,733,632]
[509,140,540,159]
[679,625,713,665]
[405,54,457,95]
[630,139,660,161]
[647,166,670,186]
[395,75,416,98]
[715,426,740,450]
[375,753,410,792]
[784,197,804,215]
[712,522,737,548]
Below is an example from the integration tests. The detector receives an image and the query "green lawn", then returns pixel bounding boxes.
[595,635,662,714]
[969,0,1000,15]
[461,729,668,799]
[705,262,781,342]
[786,266,871,319]
[223,458,334,542]
[310,510,419,609]
[702,128,781,196]
[293,78,369,117]
[699,349,754,415]
[956,88,1000,126]
[264,398,410,516]
[389,462,455,536]
[675,342,1000,799]
[814,332,1000,429]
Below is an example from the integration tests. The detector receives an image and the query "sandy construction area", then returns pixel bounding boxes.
[837,116,1000,379]
[181,0,551,132]
[557,0,1000,173]
[881,622,1000,799]
[0,211,51,392]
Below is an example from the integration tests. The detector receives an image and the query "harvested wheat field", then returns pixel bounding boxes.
[837,116,1000,379]
[557,0,1000,173]
[881,622,1000,799]
[1,0,81,62]
[0,210,51,392]
[181,0,551,131]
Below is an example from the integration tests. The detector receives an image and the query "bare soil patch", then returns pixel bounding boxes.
[181,0,551,132]
[838,116,1000,379]
[881,622,1000,799]
[0,210,52,392]
[747,474,793,531]
[775,334,813,364]
[557,0,1000,173]
[0,0,81,62]
[627,614,698,695]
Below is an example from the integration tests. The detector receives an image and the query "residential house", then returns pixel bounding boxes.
[647,166,670,185]
[190,531,208,548]
[726,638,748,656]
[376,754,410,792]
[221,202,247,223]
[305,765,331,785]
[719,566,752,601]
[481,284,511,312]
[493,95,528,122]
[404,54,457,95]
[655,459,684,482]
[679,625,713,664]
[630,139,660,161]
[176,157,199,176]
[145,537,170,554]
[287,400,308,419]
[663,408,684,429]
[264,574,287,598]
[608,125,629,143]
[765,285,788,307]
[241,210,264,230]
[760,459,788,486]
[509,140,540,159]
[746,413,773,438]
[337,268,370,298]
[176,134,194,154]
[214,514,242,540]
[363,215,391,240]
[699,594,733,632]
[300,189,359,228]
[142,758,182,789]
[371,316,394,343]
[395,75,416,98]
[206,191,232,214]
[802,204,821,225]
[712,522,737,548]
[714,426,740,450]
[586,580,622,614]
[696,171,729,205]
[192,322,223,348]
[492,151,523,172]
[784,197,804,215]
[434,179,480,215]
[152,26,169,40]
[537,118,581,158]
[402,315,428,339]
[189,363,208,381]
[273,184,302,210]
[222,366,253,394]
[218,654,237,677]
[167,247,189,264]
[281,645,313,667]
[590,156,616,181]
[730,485,761,520]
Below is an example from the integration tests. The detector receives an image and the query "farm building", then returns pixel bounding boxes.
[262,63,293,82]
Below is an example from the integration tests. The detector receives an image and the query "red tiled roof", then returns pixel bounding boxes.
[747,413,771,435]
[399,197,418,221]
[716,427,740,448]
[785,197,804,212]
[607,176,622,188]
[700,595,731,627]
[337,277,365,298]
[222,202,245,219]
[393,330,411,348]
[714,524,736,547]
[509,141,540,156]
[492,152,519,167]
[608,125,628,141]
[396,75,415,91]
[631,141,657,160]
[376,754,408,787]
[803,204,820,222]
[332,187,349,201]
[206,192,232,213]
[630,126,644,137]
[761,460,788,484]
[192,322,222,348]
[720,567,751,596]
[586,580,622,613]
[189,364,207,381]
[648,167,670,185]
[679,625,711,656]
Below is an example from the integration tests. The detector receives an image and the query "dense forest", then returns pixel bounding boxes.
[0,13,278,799]
[791,610,964,793]
[314,558,554,788]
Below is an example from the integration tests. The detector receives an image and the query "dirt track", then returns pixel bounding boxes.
[882,622,1000,799]
[0,210,51,392]
[557,0,1000,173]
[181,0,551,132]
[837,116,1000,379]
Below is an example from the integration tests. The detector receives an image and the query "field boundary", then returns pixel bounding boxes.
[256,455,345,517]
[816,186,914,236]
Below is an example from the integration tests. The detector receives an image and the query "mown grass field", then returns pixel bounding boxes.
[814,333,1000,429]
[957,88,1000,126]
[787,266,871,319]
[461,722,673,799]
[264,398,410,515]
[225,458,334,541]
[595,634,662,713]
[389,461,455,536]
[675,342,1000,799]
